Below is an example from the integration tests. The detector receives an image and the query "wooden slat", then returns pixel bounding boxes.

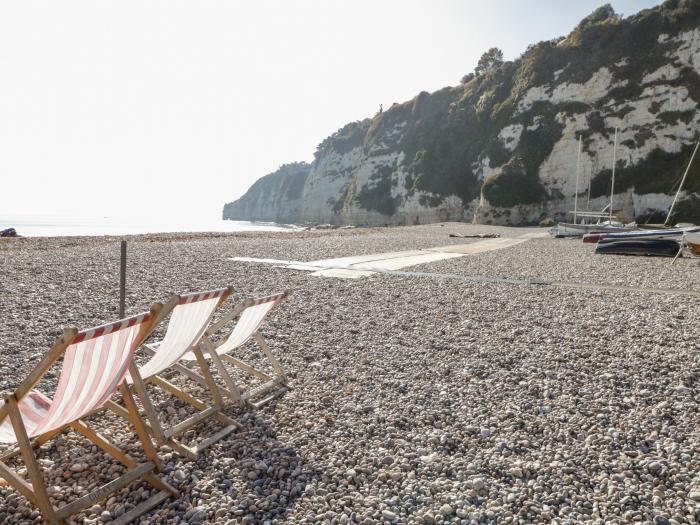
[148,376,208,411]
[250,388,288,409]
[169,362,210,388]
[204,303,247,336]
[191,424,238,455]
[104,400,133,421]
[220,354,272,381]
[69,421,136,468]
[203,340,242,404]
[241,377,286,402]
[118,382,162,471]
[0,459,38,506]
[129,367,167,443]
[165,406,220,438]
[108,489,172,525]
[1,425,68,461]
[192,345,224,406]
[253,331,286,379]
[56,463,155,519]
[8,396,60,524]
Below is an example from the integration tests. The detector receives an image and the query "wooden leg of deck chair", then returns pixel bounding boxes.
[118,383,164,472]
[168,361,238,402]
[220,353,272,382]
[7,396,61,524]
[202,341,243,405]
[1,425,67,461]
[69,420,176,496]
[0,459,39,506]
[192,345,224,406]
[104,400,156,437]
[142,375,239,459]
[128,366,168,445]
[253,331,287,382]
[149,376,241,430]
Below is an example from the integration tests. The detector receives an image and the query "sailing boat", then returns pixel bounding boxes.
[551,128,634,237]
[592,140,700,243]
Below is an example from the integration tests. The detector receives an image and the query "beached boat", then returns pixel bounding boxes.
[596,226,700,243]
[552,131,639,238]
[595,239,680,257]
[551,221,631,238]
[684,232,700,257]
[582,232,604,243]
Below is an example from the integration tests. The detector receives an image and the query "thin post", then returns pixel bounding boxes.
[664,141,700,226]
[119,241,127,318]
[609,127,618,222]
[587,162,593,212]
[574,135,582,224]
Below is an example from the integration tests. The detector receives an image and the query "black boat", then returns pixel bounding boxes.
[594,239,680,257]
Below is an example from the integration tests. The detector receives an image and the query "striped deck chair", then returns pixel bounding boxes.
[107,288,241,460]
[177,292,290,409]
[0,305,177,525]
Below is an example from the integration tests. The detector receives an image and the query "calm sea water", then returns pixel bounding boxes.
[0,214,299,237]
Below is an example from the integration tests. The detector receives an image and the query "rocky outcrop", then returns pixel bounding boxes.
[224,1,700,226]
[222,162,311,223]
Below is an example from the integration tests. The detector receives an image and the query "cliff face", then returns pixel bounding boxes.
[224,1,700,226]
[222,162,311,223]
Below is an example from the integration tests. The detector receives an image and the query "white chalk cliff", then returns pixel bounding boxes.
[224,2,700,226]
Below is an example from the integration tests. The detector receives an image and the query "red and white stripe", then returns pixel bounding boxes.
[0,391,52,444]
[0,313,150,444]
[134,292,225,380]
[179,288,230,305]
[182,293,286,361]
[245,292,287,308]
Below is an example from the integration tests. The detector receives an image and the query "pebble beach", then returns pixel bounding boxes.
[1,222,700,525]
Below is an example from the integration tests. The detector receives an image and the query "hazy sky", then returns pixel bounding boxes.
[0,0,661,220]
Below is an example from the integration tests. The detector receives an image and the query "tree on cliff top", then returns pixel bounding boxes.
[575,4,620,31]
[475,47,504,76]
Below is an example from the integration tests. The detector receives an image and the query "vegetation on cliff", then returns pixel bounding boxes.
[222,162,311,221]
[225,0,700,225]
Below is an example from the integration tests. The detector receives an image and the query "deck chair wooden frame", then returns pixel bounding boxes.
[0,305,177,525]
[174,292,290,410]
[107,288,241,460]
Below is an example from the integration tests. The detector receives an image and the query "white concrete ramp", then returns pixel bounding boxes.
[230,237,528,279]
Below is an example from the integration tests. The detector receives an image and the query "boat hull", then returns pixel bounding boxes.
[551,223,632,238]
[685,232,700,256]
[599,226,699,242]
[595,239,681,257]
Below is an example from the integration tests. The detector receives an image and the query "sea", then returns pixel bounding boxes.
[0,213,299,237]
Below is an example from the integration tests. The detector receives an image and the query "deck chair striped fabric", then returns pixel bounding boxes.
[182,292,290,409]
[0,305,177,525]
[107,287,241,460]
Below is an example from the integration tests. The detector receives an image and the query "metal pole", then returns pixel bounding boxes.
[664,141,700,226]
[587,163,593,212]
[119,241,127,318]
[574,135,582,224]
[609,127,618,223]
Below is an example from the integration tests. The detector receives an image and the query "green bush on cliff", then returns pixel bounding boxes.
[670,194,700,223]
[482,156,546,208]
[315,119,371,158]
[356,165,401,216]
[589,143,700,197]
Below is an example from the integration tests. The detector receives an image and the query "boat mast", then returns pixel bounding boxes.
[574,135,582,224]
[609,127,618,223]
[587,163,593,212]
[664,140,700,226]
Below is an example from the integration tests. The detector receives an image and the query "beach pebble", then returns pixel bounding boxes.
[1,224,699,524]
